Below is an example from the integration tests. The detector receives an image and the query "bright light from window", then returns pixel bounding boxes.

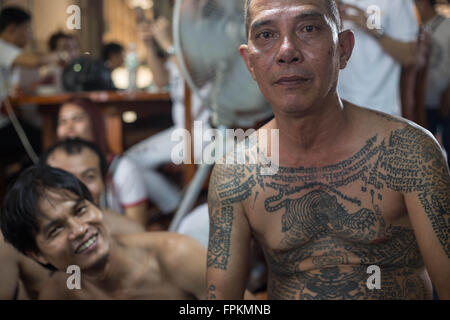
[126,0,153,9]
[123,111,138,124]
[111,66,154,90]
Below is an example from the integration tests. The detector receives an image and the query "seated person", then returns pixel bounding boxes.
[56,98,151,227]
[0,6,68,177]
[41,138,144,235]
[1,165,209,300]
[0,139,144,300]
[40,31,79,92]
[102,42,125,73]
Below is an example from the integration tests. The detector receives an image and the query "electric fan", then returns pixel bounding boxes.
[169,0,273,230]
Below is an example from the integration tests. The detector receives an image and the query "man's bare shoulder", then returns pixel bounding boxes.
[103,209,145,235]
[38,271,74,300]
[353,105,425,135]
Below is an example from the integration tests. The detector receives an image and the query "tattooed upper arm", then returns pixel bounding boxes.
[207,163,254,299]
[386,126,449,256]
[383,125,450,296]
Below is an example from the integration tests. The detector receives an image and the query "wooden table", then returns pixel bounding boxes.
[10,91,172,155]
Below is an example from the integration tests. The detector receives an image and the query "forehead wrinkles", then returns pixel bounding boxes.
[248,1,339,38]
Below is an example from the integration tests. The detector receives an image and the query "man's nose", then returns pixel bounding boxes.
[276,35,302,64]
[68,218,88,241]
[64,120,74,132]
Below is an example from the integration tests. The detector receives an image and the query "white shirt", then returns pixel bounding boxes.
[0,39,22,128]
[338,0,419,116]
[424,15,450,109]
[177,203,209,248]
[104,155,148,214]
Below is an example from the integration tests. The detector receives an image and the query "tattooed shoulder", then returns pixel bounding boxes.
[382,123,450,257]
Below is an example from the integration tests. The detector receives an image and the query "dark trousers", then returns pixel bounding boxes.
[426,109,450,168]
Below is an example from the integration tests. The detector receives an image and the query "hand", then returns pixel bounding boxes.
[46,51,71,67]
[138,21,155,46]
[339,3,372,35]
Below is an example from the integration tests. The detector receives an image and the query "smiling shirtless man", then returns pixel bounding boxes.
[1,165,206,300]
[206,0,450,300]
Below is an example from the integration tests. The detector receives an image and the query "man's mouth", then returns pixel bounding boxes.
[75,234,98,254]
[275,76,311,86]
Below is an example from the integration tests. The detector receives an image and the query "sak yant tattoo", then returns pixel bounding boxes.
[207,121,449,299]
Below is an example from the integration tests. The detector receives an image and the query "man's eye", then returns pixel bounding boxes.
[303,25,319,33]
[73,116,85,122]
[76,206,87,216]
[84,175,96,182]
[48,227,62,238]
[257,31,274,40]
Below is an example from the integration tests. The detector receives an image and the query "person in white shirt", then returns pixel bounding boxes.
[0,7,68,173]
[125,6,211,216]
[337,0,419,116]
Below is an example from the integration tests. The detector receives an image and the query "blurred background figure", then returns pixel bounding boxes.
[0,6,69,195]
[101,41,125,90]
[56,97,150,227]
[103,42,125,71]
[39,31,77,93]
[124,2,210,217]
[337,0,419,116]
[415,0,450,167]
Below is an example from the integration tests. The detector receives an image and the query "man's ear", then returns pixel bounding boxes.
[338,29,355,70]
[239,44,257,80]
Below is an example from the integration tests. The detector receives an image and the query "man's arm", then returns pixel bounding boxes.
[401,129,450,299]
[13,52,65,69]
[207,163,253,300]
[161,233,208,299]
[0,235,20,299]
[340,3,417,66]
[138,24,170,88]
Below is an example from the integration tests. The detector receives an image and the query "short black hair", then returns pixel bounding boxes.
[102,42,124,62]
[0,6,31,34]
[41,138,108,180]
[48,31,68,52]
[0,165,93,258]
[244,0,341,39]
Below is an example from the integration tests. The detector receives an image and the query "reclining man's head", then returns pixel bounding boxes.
[41,138,108,206]
[1,165,111,272]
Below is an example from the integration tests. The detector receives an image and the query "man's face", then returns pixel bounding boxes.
[108,52,124,70]
[57,103,94,142]
[31,189,110,272]
[47,148,104,205]
[12,22,32,48]
[67,37,81,61]
[240,0,352,116]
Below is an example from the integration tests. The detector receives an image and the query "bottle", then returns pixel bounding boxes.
[125,43,139,91]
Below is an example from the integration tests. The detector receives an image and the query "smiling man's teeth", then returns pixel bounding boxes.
[76,235,97,254]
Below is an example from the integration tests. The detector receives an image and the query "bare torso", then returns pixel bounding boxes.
[40,233,202,300]
[213,106,435,299]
